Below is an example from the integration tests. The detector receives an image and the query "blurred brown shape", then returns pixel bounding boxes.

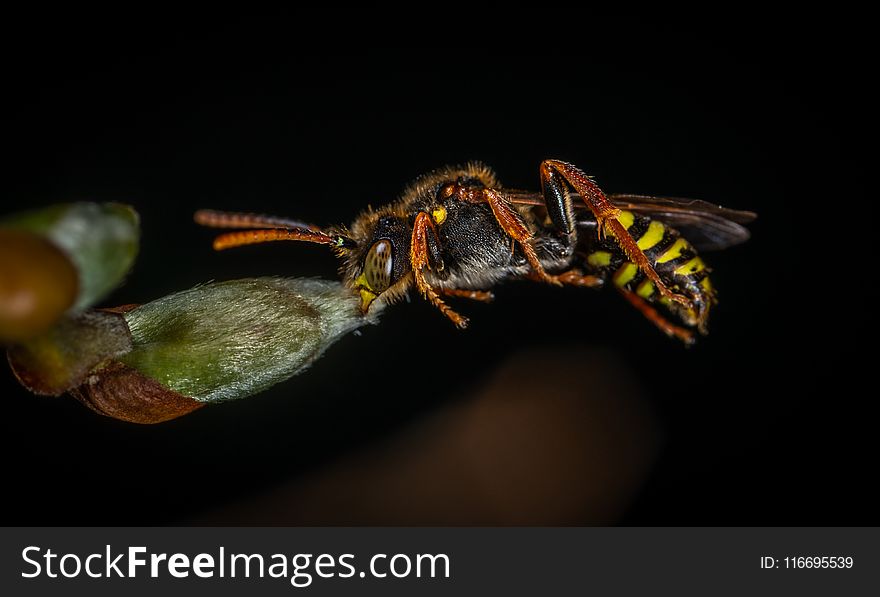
[7,311,131,396]
[199,346,661,525]
[0,230,78,342]
[70,362,204,424]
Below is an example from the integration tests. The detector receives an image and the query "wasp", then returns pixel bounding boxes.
[195,160,755,344]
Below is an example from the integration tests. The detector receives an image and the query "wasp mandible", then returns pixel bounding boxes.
[195,160,755,344]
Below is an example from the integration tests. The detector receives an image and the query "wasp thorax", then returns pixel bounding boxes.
[364,239,393,293]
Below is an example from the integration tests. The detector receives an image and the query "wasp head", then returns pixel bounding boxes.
[342,213,412,313]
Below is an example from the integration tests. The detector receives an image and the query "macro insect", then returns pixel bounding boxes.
[195,160,755,344]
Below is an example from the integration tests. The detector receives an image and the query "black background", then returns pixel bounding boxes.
[1,26,873,525]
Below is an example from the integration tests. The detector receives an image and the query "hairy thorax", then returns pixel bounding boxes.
[425,199,576,290]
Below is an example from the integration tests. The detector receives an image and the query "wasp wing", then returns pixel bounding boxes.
[505,190,756,251]
[606,194,756,224]
[606,194,755,251]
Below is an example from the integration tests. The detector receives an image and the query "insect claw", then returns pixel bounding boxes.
[595,217,607,240]
[676,329,697,346]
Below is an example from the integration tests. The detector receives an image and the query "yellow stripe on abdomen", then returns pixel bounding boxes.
[587,251,613,268]
[674,256,707,276]
[613,262,638,287]
[637,220,665,250]
[636,279,655,298]
[656,238,690,263]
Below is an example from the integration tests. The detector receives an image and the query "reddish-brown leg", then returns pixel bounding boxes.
[540,160,690,308]
[411,212,469,328]
[528,269,604,288]
[617,288,695,345]
[441,288,496,302]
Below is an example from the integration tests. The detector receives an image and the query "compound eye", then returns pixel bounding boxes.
[364,240,393,293]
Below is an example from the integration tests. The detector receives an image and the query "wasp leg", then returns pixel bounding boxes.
[441,288,496,302]
[411,212,469,328]
[540,160,690,308]
[617,287,695,345]
[528,268,604,288]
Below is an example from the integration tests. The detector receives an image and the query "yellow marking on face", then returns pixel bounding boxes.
[359,288,377,310]
[656,238,690,263]
[604,210,635,237]
[432,205,447,225]
[674,256,706,276]
[700,277,714,292]
[613,262,638,287]
[354,272,370,291]
[354,272,378,311]
[587,251,612,267]
[637,220,665,250]
[636,279,655,298]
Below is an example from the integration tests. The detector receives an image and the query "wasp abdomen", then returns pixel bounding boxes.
[584,211,716,329]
